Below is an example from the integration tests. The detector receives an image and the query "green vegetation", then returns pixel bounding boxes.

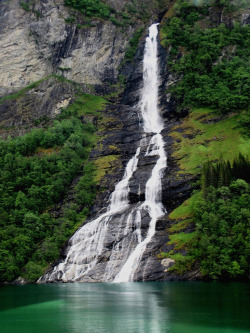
[0,77,50,105]
[160,0,250,112]
[0,89,110,282]
[165,110,249,280]
[63,0,153,26]
[168,231,198,251]
[63,0,133,26]
[124,28,144,62]
[58,93,107,119]
[170,108,250,174]
[201,153,249,193]
[93,155,120,182]
[160,0,250,280]
[164,108,250,279]
[0,118,96,282]
[20,1,42,18]
[20,1,30,12]
[193,179,249,279]
[159,252,196,275]
[64,0,113,19]
[161,178,250,279]
[169,192,198,220]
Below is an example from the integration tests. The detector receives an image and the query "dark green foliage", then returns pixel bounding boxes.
[0,116,97,282]
[238,113,250,137]
[64,0,112,19]
[65,17,76,23]
[124,28,144,61]
[161,0,250,112]
[75,163,96,207]
[63,0,148,26]
[20,2,42,18]
[20,1,30,12]
[192,179,250,279]
[201,154,249,194]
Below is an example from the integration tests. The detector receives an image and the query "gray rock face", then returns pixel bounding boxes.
[39,25,197,283]
[0,0,138,97]
[0,76,88,138]
[1,1,199,282]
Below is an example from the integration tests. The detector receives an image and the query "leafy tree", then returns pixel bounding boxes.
[0,114,98,282]
[160,0,250,113]
[192,179,250,279]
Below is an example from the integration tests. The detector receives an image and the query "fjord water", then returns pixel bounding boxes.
[0,282,249,333]
[40,23,167,283]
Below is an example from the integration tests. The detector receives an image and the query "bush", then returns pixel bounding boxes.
[23,262,44,282]
[192,179,250,279]
[64,0,112,19]
[160,0,250,113]
[0,111,98,282]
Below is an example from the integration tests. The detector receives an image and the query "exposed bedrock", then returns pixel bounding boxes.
[0,1,197,282]
[40,23,196,283]
[0,0,144,97]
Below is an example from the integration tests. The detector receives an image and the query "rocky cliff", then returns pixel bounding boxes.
[1,0,248,283]
[0,0,131,96]
[0,0,203,282]
[0,0,166,97]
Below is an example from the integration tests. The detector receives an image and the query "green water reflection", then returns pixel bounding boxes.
[0,282,249,333]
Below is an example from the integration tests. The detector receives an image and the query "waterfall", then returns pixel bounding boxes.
[38,147,141,282]
[38,23,167,283]
[114,24,167,282]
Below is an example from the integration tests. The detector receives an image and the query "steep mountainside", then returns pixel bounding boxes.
[0,0,249,283]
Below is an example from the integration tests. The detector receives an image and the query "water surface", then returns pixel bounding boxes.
[0,282,249,333]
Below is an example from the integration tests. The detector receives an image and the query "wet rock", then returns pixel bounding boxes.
[1,1,206,283]
[13,277,28,285]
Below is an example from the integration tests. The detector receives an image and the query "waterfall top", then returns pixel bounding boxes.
[139,23,163,134]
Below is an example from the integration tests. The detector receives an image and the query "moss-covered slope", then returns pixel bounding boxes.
[158,0,250,280]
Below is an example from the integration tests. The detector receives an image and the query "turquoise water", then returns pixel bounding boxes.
[0,282,249,333]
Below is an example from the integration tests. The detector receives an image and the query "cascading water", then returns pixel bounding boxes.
[39,23,167,283]
[114,24,167,282]
[38,147,141,282]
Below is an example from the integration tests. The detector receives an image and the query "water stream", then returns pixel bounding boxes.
[114,23,166,282]
[39,23,167,283]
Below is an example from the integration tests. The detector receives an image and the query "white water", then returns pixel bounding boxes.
[39,23,167,283]
[38,147,141,282]
[139,24,163,134]
[114,24,167,282]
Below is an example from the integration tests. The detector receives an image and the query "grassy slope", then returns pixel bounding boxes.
[157,0,250,276]
[159,108,249,274]
[171,108,249,174]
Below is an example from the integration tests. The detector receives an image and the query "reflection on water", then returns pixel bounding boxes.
[0,282,249,333]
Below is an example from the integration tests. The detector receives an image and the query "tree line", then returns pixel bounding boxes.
[160,0,250,113]
[201,153,249,194]
[0,116,97,282]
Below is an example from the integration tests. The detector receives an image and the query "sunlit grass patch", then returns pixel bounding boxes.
[168,231,198,250]
[93,155,120,183]
[170,109,250,174]
[65,94,107,117]
[169,192,200,220]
